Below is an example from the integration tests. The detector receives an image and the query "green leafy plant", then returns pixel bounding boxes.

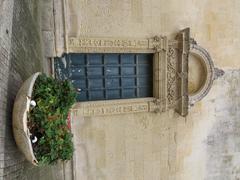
[28,74,76,165]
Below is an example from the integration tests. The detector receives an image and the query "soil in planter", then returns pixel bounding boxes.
[27,74,76,165]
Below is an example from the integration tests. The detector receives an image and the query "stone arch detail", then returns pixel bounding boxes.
[188,40,224,106]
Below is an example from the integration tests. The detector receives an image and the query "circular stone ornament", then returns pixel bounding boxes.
[12,72,41,166]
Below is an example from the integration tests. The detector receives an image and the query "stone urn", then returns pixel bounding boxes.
[12,72,41,165]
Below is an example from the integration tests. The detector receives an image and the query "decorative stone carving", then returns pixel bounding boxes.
[65,28,219,117]
[188,40,224,106]
[72,98,158,117]
[214,68,225,80]
[151,36,167,52]
[68,37,149,50]
[167,46,178,107]
[68,36,169,54]
[68,37,153,53]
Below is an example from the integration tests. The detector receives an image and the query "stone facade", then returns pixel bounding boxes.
[58,0,240,179]
[1,0,240,180]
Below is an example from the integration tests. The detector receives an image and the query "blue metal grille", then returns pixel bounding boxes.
[54,53,153,101]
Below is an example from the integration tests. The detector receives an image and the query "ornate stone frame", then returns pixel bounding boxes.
[68,28,190,117]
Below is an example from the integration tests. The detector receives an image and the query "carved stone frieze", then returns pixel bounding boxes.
[68,37,149,51]
[71,98,160,117]
[68,36,169,53]
[167,46,178,107]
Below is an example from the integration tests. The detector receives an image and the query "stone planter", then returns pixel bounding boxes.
[12,72,41,166]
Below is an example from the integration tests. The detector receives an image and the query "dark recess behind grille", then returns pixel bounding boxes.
[54,53,153,101]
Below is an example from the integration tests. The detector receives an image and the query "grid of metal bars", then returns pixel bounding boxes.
[54,53,153,101]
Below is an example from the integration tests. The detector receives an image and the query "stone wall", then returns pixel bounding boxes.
[0,0,52,179]
[0,0,15,179]
[1,0,239,179]
[174,70,240,180]
[71,72,240,180]
[66,0,240,69]
[66,0,240,179]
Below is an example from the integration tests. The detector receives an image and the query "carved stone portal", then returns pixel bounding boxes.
[66,28,221,117]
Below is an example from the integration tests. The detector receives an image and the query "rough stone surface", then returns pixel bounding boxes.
[71,70,240,180]
[0,0,16,179]
[176,70,240,180]
[205,70,240,180]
